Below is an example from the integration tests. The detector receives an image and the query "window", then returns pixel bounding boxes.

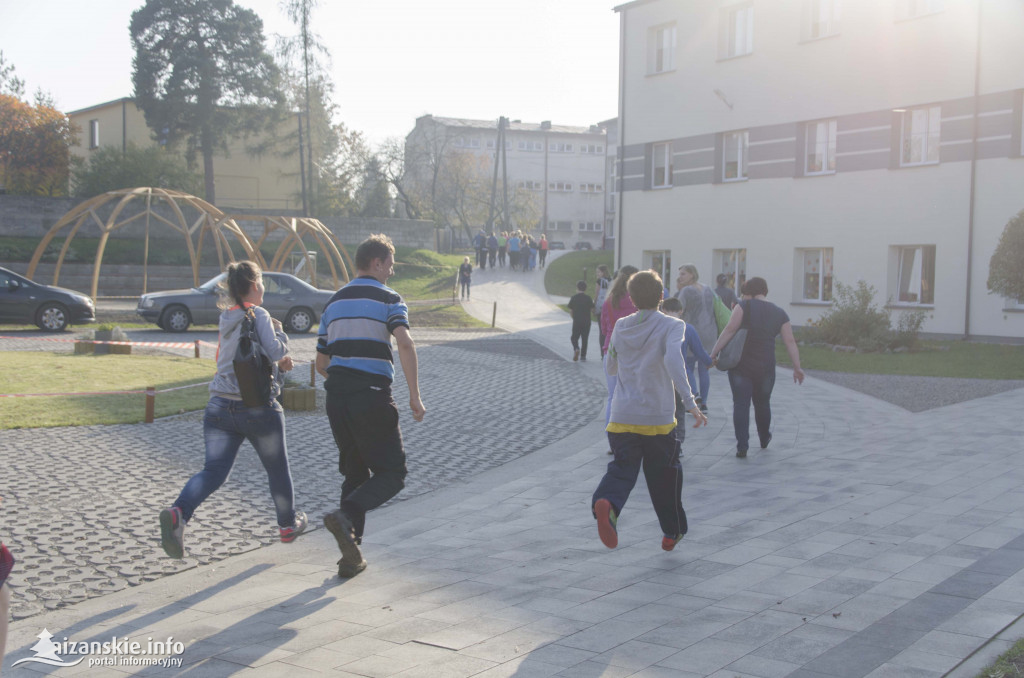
[548,181,573,192]
[721,4,754,59]
[901,106,941,166]
[896,245,935,304]
[549,142,574,153]
[517,140,543,152]
[468,138,480,149]
[714,248,747,297]
[799,248,834,301]
[652,142,672,188]
[486,139,512,150]
[805,0,841,39]
[89,120,99,149]
[516,180,543,191]
[645,251,672,284]
[723,131,749,181]
[453,136,465,148]
[648,23,676,74]
[579,183,603,193]
[581,143,604,154]
[898,0,944,20]
[805,119,837,174]
[548,220,572,231]
[579,222,603,232]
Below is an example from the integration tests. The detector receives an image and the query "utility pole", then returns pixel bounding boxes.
[297,112,309,217]
[486,117,505,235]
[501,122,509,232]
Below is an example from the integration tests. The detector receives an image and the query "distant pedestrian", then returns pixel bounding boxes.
[539,234,549,267]
[1,496,13,668]
[592,270,708,552]
[715,273,738,310]
[528,238,538,271]
[594,264,611,354]
[498,232,508,267]
[508,232,521,270]
[675,264,717,413]
[316,234,426,578]
[473,230,486,269]
[568,280,594,361]
[487,232,498,268]
[458,256,472,299]
[661,296,713,453]
[160,261,308,560]
[710,277,804,458]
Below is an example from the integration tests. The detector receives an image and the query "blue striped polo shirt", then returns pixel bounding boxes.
[316,276,410,383]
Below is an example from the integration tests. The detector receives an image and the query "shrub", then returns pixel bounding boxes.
[988,208,1024,303]
[815,280,892,352]
[891,309,928,350]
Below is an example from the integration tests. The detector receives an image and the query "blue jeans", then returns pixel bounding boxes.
[593,431,687,538]
[174,396,296,528]
[728,368,776,452]
[684,355,710,405]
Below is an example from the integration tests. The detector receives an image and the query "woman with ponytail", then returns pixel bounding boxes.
[159,261,308,559]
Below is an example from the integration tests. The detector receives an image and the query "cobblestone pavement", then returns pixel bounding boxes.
[0,328,603,620]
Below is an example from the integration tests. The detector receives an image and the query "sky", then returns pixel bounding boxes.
[0,0,621,146]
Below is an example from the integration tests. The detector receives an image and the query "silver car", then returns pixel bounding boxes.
[137,272,335,333]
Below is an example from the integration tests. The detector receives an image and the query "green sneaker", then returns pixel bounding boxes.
[594,498,618,549]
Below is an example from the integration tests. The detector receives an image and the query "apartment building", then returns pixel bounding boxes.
[405,115,609,249]
[613,0,1024,339]
[68,98,303,211]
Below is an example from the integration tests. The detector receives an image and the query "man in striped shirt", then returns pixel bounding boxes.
[316,234,426,578]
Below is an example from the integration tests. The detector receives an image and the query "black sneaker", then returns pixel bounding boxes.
[760,433,773,449]
[159,507,185,559]
[736,446,748,458]
[324,509,364,565]
[337,557,368,578]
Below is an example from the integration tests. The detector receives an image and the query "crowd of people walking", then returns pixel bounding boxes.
[472,229,548,272]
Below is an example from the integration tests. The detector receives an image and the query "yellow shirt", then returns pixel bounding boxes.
[606,421,678,436]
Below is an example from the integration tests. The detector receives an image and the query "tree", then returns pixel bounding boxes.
[988,209,1024,303]
[0,93,75,196]
[71,142,202,197]
[357,156,391,217]
[130,0,286,205]
[0,50,25,98]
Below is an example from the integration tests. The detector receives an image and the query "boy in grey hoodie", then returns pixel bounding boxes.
[593,270,708,552]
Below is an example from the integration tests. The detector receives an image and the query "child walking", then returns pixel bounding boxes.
[660,296,713,450]
[568,280,594,361]
[592,270,708,552]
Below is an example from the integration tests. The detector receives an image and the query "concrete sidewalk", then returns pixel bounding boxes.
[6,258,1024,678]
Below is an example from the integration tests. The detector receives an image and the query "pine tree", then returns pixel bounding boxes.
[29,629,61,662]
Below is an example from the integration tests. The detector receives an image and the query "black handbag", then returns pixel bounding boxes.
[232,308,273,407]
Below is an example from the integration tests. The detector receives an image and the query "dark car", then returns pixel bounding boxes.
[548,241,566,250]
[137,271,334,333]
[0,266,96,331]
[573,241,594,250]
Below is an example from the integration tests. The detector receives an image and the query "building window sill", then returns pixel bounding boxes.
[646,68,676,77]
[721,177,749,183]
[898,160,940,169]
[792,300,833,307]
[802,170,836,178]
[887,303,935,310]
[717,52,753,63]
[799,32,841,44]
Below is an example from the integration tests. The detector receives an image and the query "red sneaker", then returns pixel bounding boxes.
[662,534,683,552]
[594,499,618,549]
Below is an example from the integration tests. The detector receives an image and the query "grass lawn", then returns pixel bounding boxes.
[545,250,614,297]
[409,303,489,328]
[776,339,1024,380]
[1,352,215,428]
[973,637,1024,677]
[388,248,466,301]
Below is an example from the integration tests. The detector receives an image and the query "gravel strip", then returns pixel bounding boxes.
[807,369,1024,412]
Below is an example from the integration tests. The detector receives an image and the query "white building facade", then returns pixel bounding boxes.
[406,115,610,249]
[613,0,1024,340]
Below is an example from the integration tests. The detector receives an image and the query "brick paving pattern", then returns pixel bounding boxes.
[0,329,601,620]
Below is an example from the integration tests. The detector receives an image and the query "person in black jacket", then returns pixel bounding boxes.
[568,280,594,361]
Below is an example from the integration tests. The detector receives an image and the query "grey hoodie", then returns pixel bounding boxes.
[606,310,696,427]
[209,306,290,401]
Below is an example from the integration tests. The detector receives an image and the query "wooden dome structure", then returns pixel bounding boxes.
[27,187,352,300]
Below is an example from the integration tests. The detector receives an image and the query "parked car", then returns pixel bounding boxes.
[548,241,566,250]
[137,271,334,333]
[0,266,96,331]
[574,241,594,250]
